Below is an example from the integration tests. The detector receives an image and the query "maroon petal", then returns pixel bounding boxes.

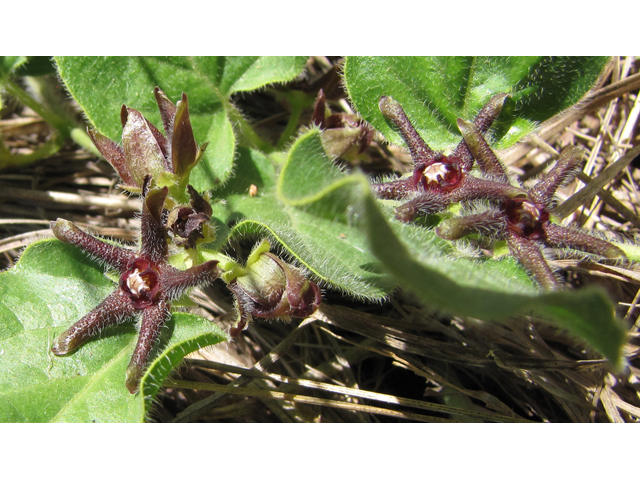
[451,175,526,203]
[122,108,169,186]
[159,260,220,301]
[312,89,328,128]
[379,96,440,167]
[395,191,450,222]
[172,93,198,178]
[371,176,417,200]
[284,272,321,318]
[530,146,584,208]
[154,87,177,144]
[227,278,286,318]
[436,209,507,240]
[544,222,626,259]
[457,118,509,182]
[507,232,559,290]
[452,93,508,171]
[51,218,134,271]
[140,186,169,264]
[87,129,137,187]
[51,289,136,355]
[125,299,170,394]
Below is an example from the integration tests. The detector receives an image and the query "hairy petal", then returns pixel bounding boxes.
[87,129,137,187]
[159,260,220,301]
[172,93,198,178]
[154,87,177,146]
[51,289,136,355]
[507,232,560,290]
[140,187,169,264]
[451,175,526,203]
[452,93,509,171]
[51,218,134,271]
[436,209,507,240]
[371,176,416,200]
[379,96,440,167]
[530,146,584,207]
[122,108,169,186]
[125,300,170,394]
[544,222,626,259]
[395,191,450,222]
[312,89,329,128]
[457,118,509,182]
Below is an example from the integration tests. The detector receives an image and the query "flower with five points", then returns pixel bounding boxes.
[50,179,220,393]
[435,130,627,289]
[372,93,526,221]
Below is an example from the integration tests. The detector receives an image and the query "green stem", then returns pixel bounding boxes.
[276,91,310,150]
[4,79,72,135]
[197,248,245,281]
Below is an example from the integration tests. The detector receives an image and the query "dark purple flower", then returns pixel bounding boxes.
[166,185,214,249]
[435,129,626,289]
[372,94,526,221]
[50,180,220,393]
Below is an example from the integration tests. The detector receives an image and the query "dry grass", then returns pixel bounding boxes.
[2,56,639,423]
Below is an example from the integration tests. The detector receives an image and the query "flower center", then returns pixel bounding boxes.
[120,257,161,308]
[417,160,462,192]
[505,198,548,239]
[127,268,153,296]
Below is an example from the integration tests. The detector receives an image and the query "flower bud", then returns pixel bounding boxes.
[226,240,321,336]
[88,87,206,192]
[313,89,373,160]
[166,185,214,249]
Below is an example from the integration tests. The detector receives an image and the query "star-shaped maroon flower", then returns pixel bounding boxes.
[50,180,220,393]
[435,125,626,289]
[371,94,526,221]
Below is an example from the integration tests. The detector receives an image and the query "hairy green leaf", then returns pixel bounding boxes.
[0,239,227,422]
[0,56,26,79]
[343,56,610,151]
[54,56,308,190]
[261,129,625,366]
[207,140,395,300]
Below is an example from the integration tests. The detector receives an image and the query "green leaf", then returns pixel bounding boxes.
[0,56,27,79]
[359,194,626,367]
[0,239,227,422]
[266,129,626,367]
[343,56,610,151]
[13,56,56,77]
[207,136,396,301]
[54,56,308,189]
